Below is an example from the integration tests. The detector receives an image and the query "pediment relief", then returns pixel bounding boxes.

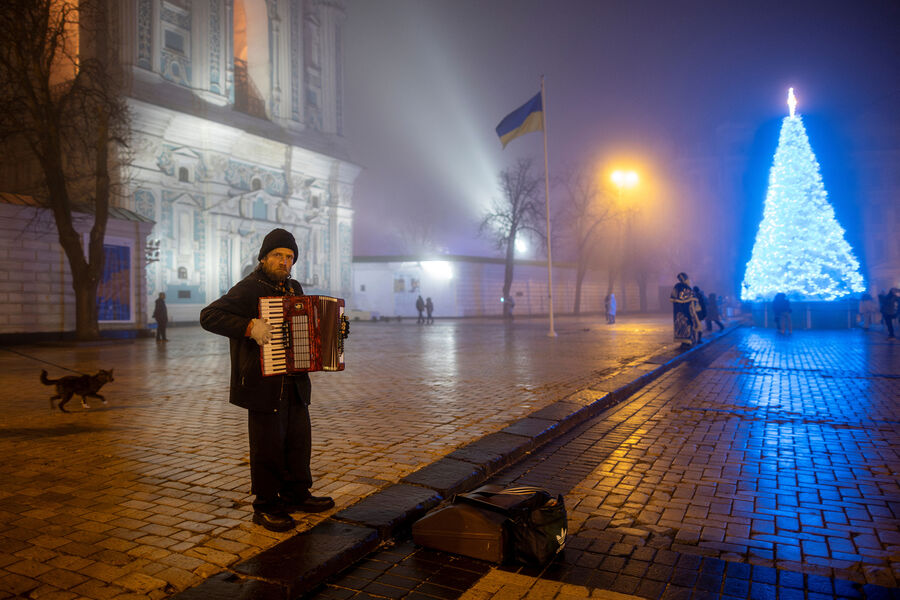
[170,146,204,162]
[157,145,207,181]
[163,191,203,209]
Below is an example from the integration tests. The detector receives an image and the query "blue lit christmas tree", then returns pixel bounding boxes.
[741,89,865,302]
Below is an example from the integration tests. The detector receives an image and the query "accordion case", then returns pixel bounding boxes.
[259,295,346,375]
[412,485,567,565]
[411,501,508,563]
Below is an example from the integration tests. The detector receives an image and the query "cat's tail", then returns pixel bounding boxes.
[40,370,56,385]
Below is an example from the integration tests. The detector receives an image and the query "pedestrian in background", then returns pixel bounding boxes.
[773,292,792,335]
[153,292,168,342]
[882,288,898,339]
[605,292,616,324]
[199,228,335,533]
[416,295,425,324]
[425,297,434,324]
[670,273,700,348]
[705,292,725,332]
[692,286,707,343]
[859,292,877,330]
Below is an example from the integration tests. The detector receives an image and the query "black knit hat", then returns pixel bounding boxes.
[258,228,298,261]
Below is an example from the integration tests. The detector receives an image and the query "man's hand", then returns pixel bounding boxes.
[249,318,272,346]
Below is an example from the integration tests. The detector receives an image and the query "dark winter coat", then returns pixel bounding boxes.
[694,289,707,322]
[199,268,311,412]
[706,295,720,321]
[152,298,168,324]
[772,294,791,315]
[884,292,900,317]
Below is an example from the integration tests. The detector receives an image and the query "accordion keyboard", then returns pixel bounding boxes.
[260,297,288,376]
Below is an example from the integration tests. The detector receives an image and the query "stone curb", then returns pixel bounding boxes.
[169,324,743,599]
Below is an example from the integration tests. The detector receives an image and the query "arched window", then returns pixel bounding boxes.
[178,266,188,279]
[251,177,262,191]
[178,166,190,182]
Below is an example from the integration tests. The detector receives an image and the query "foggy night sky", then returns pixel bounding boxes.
[342,0,899,259]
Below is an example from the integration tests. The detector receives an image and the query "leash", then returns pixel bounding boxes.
[0,347,89,376]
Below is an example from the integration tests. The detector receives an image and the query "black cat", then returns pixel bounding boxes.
[40,369,114,412]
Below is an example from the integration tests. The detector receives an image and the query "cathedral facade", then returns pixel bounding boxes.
[125,0,358,323]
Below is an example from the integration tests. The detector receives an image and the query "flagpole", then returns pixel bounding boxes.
[541,75,557,337]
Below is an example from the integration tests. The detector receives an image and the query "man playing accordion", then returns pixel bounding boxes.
[200,228,334,532]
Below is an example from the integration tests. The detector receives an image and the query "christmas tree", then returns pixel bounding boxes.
[741,89,865,302]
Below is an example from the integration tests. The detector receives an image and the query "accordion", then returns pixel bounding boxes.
[258,295,349,376]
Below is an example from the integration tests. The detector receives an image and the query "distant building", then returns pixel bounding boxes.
[848,108,900,293]
[0,0,358,337]
[351,255,663,320]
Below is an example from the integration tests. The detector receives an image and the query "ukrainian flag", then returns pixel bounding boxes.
[495,92,543,148]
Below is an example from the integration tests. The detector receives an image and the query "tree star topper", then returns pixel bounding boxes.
[787,87,797,118]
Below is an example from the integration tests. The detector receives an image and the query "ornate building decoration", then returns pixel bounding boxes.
[160,0,193,87]
[290,0,302,122]
[224,160,287,195]
[137,0,153,69]
[209,0,222,94]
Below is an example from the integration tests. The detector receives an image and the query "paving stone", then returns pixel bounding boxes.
[528,401,585,423]
[499,418,559,444]
[167,571,283,600]
[446,432,535,474]
[234,521,380,596]
[333,484,442,536]
[399,459,485,497]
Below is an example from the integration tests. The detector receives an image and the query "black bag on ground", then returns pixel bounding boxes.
[412,484,567,565]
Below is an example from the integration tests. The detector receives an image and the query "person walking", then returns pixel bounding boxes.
[200,228,335,532]
[882,288,899,339]
[415,295,426,324]
[670,273,700,348]
[772,292,792,335]
[692,286,707,343]
[705,292,725,332]
[605,293,616,324]
[425,297,434,324]
[152,292,168,341]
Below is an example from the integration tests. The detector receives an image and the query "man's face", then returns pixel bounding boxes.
[262,247,294,282]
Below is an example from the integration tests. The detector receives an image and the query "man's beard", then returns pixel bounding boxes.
[262,262,290,283]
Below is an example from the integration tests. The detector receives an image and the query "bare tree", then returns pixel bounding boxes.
[480,158,543,318]
[557,164,618,314]
[0,0,130,340]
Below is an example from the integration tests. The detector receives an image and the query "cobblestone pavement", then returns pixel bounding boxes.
[0,315,680,599]
[314,328,900,599]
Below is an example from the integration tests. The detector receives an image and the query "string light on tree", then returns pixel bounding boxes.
[741,88,865,302]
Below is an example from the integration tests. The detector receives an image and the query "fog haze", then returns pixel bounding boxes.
[344,1,899,264]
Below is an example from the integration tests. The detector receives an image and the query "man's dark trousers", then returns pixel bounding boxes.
[248,378,312,512]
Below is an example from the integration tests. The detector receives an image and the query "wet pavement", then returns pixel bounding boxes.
[311,328,900,599]
[0,315,683,599]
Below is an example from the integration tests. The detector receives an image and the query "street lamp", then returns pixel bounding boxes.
[610,170,640,311]
[611,170,639,191]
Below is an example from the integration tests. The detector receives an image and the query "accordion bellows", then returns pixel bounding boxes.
[259,295,346,375]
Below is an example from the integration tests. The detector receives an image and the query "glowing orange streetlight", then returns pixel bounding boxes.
[610,170,640,306]
[611,170,639,191]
